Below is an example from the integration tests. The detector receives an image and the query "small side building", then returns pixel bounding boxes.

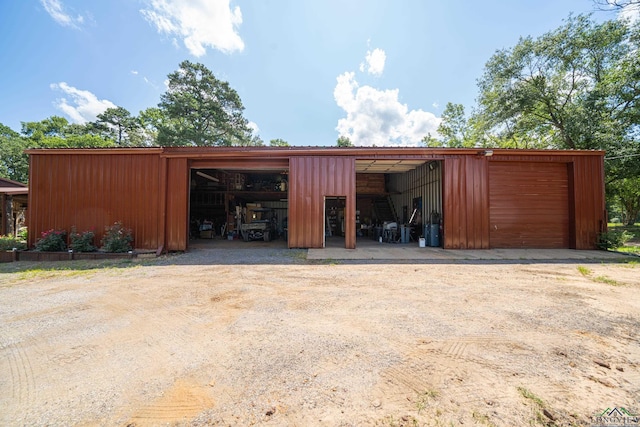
[25,147,606,251]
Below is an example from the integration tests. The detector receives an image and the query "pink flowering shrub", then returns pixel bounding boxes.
[35,229,67,252]
[69,227,97,252]
[100,222,133,253]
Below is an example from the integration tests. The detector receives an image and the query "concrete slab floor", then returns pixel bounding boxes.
[308,237,635,262]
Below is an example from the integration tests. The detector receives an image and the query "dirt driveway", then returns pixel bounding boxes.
[0,247,639,426]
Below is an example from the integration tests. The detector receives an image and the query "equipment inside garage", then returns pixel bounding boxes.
[189,169,288,242]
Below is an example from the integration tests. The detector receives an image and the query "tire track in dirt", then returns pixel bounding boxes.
[375,335,539,417]
[126,378,214,426]
[0,334,37,423]
[96,285,235,424]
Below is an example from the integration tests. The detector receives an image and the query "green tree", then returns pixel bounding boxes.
[476,15,639,152]
[20,116,115,147]
[436,102,475,148]
[421,132,441,147]
[0,124,29,182]
[270,138,289,147]
[137,107,164,146]
[21,116,70,140]
[94,106,142,146]
[337,135,353,147]
[608,177,640,225]
[476,14,640,222]
[230,130,264,146]
[157,60,251,146]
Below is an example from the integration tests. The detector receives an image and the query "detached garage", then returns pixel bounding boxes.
[25,147,605,251]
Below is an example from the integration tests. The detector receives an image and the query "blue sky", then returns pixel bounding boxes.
[0,0,631,146]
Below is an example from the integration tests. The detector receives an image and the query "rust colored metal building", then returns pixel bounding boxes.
[26,147,606,251]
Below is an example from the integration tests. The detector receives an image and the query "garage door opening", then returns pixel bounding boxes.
[189,168,289,246]
[355,159,443,247]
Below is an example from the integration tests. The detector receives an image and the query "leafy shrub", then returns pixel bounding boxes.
[597,229,633,250]
[0,235,27,251]
[17,227,27,242]
[69,227,97,252]
[35,229,67,251]
[100,222,133,253]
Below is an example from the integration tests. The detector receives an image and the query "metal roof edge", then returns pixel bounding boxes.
[25,146,605,158]
[25,148,165,155]
[0,177,27,187]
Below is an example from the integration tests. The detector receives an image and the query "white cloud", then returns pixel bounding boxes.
[432,101,439,109]
[131,70,139,75]
[50,82,116,124]
[247,121,259,134]
[359,48,386,76]
[334,72,440,147]
[619,3,640,23]
[40,0,85,28]
[140,0,244,56]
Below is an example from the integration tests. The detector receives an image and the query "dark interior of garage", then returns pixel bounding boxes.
[189,159,444,248]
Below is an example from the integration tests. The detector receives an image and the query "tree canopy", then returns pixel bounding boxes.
[337,136,353,147]
[157,60,252,146]
[422,15,640,222]
[269,138,289,147]
[0,117,115,182]
[0,60,265,182]
[476,15,639,153]
[94,107,143,146]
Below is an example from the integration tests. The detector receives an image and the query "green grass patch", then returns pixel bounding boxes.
[575,265,624,286]
[415,389,439,414]
[472,411,495,426]
[16,268,93,281]
[0,258,140,276]
[612,246,640,255]
[607,223,640,246]
[518,386,545,408]
[577,266,591,276]
[592,275,622,286]
[517,387,554,426]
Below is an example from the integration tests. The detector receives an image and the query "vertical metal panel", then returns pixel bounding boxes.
[489,162,569,248]
[165,158,189,251]
[28,153,162,250]
[288,156,355,248]
[442,156,490,249]
[572,155,605,249]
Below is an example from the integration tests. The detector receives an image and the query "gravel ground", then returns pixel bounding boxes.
[0,245,639,426]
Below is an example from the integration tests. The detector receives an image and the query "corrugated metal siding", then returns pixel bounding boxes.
[442,154,604,250]
[289,157,355,248]
[27,148,604,252]
[388,161,442,235]
[442,156,490,249]
[489,162,569,248]
[27,153,161,249]
[484,154,604,249]
[165,158,189,251]
[572,155,605,249]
